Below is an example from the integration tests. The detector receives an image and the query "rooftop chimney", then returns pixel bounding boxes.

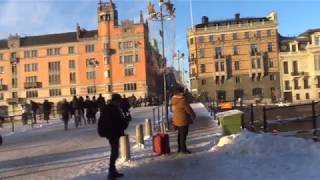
[235,13,240,20]
[202,16,209,24]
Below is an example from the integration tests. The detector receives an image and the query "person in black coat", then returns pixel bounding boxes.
[97,93,106,111]
[60,99,71,131]
[43,100,52,123]
[31,101,39,124]
[120,95,131,116]
[99,93,128,179]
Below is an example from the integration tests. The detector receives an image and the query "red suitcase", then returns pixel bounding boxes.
[153,133,170,155]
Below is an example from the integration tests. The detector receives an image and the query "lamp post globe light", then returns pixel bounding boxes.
[147,0,175,130]
[89,59,99,96]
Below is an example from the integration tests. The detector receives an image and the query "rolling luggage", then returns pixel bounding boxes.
[153,133,170,155]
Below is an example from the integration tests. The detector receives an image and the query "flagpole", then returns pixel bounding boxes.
[189,0,194,27]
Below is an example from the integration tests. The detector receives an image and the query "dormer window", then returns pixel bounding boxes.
[315,36,320,45]
[292,44,297,52]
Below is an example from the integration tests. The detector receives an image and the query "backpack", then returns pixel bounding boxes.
[97,105,111,138]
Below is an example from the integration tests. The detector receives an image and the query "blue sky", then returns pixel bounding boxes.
[1,0,320,83]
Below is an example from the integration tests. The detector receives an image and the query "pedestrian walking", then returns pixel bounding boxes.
[98,93,129,179]
[92,96,98,124]
[120,95,131,117]
[43,99,52,123]
[71,96,81,127]
[97,93,106,111]
[31,101,39,124]
[61,99,71,131]
[171,86,196,154]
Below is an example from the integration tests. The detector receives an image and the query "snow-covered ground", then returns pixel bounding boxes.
[1,103,320,180]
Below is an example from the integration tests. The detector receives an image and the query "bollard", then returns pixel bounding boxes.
[144,118,152,138]
[120,134,131,161]
[135,124,144,148]
[152,108,156,131]
[160,122,166,133]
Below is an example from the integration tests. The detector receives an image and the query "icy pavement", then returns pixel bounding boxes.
[0,103,221,180]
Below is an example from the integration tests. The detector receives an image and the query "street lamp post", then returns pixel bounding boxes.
[148,0,175,130]
[89,59,99,96]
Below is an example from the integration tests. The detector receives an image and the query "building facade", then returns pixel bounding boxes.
[279,29,320,103]
[187,12,280,103]
[0,1,161,110]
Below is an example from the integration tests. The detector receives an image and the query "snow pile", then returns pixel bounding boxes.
[210,131,320,180]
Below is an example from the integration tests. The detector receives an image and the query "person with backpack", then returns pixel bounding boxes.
[98,93,129,179]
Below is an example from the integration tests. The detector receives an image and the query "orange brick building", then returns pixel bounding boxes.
[0,1,162,109]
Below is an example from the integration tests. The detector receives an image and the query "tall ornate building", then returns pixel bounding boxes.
[279,29,320,103]
[187,12,280,103]
[0,1,162,110]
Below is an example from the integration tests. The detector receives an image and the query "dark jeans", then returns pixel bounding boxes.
[108,137,120,173]
[177,125,189,152]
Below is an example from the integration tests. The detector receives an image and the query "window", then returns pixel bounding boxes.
[252,88,262,96]
[292,45,297,52]
[69,60,75,69]
[285,80,291,90]
[251,58,256,69]
[304,78,310,89]
[86,71,96,80]
[24,63,38,72]
[315,37,320,45]
[293,61,298,73]
[47,48,60,56]
[48,61,60,72]
[85,44,95,52]
[31,50,37,57]
[24,51,30,58]
[269,59,274,68]
[104,56,110,65]
[314,55,320,70]
[294,78,300,89]
[250,44,258,54]
[87,86,96,94]
[125,67,135,76]
[268,42,273,52]
[256,73,262,81]
[235,76,240,83]
[256,31,261,38]
[209,35,214,42]
[215,76,220,85]
[190,38,194,45]
[0,93,4,100]
[267,30,272,37]
[107,85,112,92]
[26,90,38,98]
[0,53,3,60]
[198,36,204,43]
[0,66,3,74]
[12,92,18,98]
[245,32,250,39]
[251,73,256,82]
[49,89,61,97]
[233,33,237,40]
[306,93,310,100]
[257,58,261,69]
[234,61,240,70]
[200,64,206,73]
[233,45,239,55]
[25,76,37,83]
[215,47,222,58]
[120,55,135,64]
[270,74,276,81]
[68,46,75,54]
[124,83,137,91]
[283,61,289,74]
[199,48,205,58]
[70,72,76,84]
[12,78,17,88]
[220,62,225,71]
[119,41,134,49]
[221,76,225,84]
[70,87,77,95]
[221,34,225,41]
[49,74,61,85]
[201,79,206,85]
[215,62,219,72]
[296,94,300,100]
